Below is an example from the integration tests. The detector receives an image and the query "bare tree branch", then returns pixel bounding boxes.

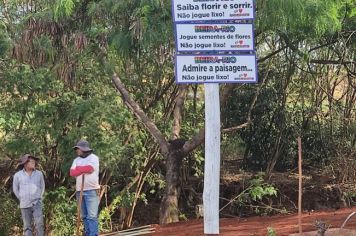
[222,122,250,133]
[112,72,266,157]
[222,63,272,133]
[221,83,260,134]
[112,74,170,156]
[309,59,355,65]
[182,128,205,155]
[258,46,287,64]
[308,40,338,53]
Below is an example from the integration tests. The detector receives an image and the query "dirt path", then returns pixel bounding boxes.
[151,207,356,235]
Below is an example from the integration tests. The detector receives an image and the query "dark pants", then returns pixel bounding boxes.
[20,201,44,236]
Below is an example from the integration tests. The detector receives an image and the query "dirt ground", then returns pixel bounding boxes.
[151,207,356,235]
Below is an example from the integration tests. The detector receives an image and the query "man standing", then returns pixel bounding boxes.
[70,140,100,236]
[13,154,45,236]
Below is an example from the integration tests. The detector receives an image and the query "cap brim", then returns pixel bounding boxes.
[73,146,92,152]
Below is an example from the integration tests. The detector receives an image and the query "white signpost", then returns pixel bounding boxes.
[172,0,256,234]
[203,82,220,235]
[172,0,254,22]
[175,23,254,52]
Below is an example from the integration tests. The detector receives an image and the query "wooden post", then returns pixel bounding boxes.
[298,137,302,235]
[203,83,220,235]
[76,175,85,236]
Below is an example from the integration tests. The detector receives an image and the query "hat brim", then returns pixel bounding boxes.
[73,146,92,152]
[20,155,39,165]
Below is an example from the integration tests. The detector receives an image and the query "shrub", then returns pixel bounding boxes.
[43,187,77,235]
[0,188,21,236]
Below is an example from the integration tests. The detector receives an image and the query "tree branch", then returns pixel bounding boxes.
[257,46,287,64]
[112,74,170,156]
[308,40,338,53]
[222,62,271,134]
[171,85,187,139]
[221,85,258,134]
[182,128,205,155]
[222,122,250,133]
[309,59,355,65]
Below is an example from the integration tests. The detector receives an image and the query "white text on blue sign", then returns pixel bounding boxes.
[175,54,258,83]
[172,0,254,22]
[176,23,254,52]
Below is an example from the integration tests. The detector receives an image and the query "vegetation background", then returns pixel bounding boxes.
[0,0,354,235]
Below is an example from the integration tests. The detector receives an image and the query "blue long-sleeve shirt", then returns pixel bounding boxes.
[12,169,45,208]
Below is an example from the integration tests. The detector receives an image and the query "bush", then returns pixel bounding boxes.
[43,187,77,235]
[0,188,21,236]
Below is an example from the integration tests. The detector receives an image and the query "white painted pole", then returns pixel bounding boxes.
[203,83,220,235]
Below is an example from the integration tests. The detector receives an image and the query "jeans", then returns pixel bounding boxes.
[20,201,44,236]
[76,190,99,236]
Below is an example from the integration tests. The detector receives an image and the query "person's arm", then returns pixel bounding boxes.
[12,174,20,200]
[70,165,94,177]
[70,158,94,177]
[69,159,77,177]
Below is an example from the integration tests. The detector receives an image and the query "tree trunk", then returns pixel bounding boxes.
[159,85,187,224]
[159,150,184,224]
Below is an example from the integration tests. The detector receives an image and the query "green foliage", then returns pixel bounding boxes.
[221,175,278,215]
[223,78,296,170]
[88,0,172,59]
[54,0,79,20]
[43,187,77,235]
[0,27,11,57]
[0,189,21,236]
[257,0,344,38]
[178,212,188,221]
[99,190,136,232]
[248,176,278,201]
[190,150,204,177]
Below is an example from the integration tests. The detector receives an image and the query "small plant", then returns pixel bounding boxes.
[267,226,277,236]
[220,174,279,215]
[315,220,328,236]
[179,212,188,221]
[248,176,277,201]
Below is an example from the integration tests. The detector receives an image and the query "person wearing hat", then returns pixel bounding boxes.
[12,154,45,236]
[70,140,100,236]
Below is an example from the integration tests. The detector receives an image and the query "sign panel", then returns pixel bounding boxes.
[172,0,254,22]
[175,54,257,83]
[175,23,254,52]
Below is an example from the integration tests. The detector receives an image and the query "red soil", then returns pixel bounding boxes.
[151,207,356,236]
